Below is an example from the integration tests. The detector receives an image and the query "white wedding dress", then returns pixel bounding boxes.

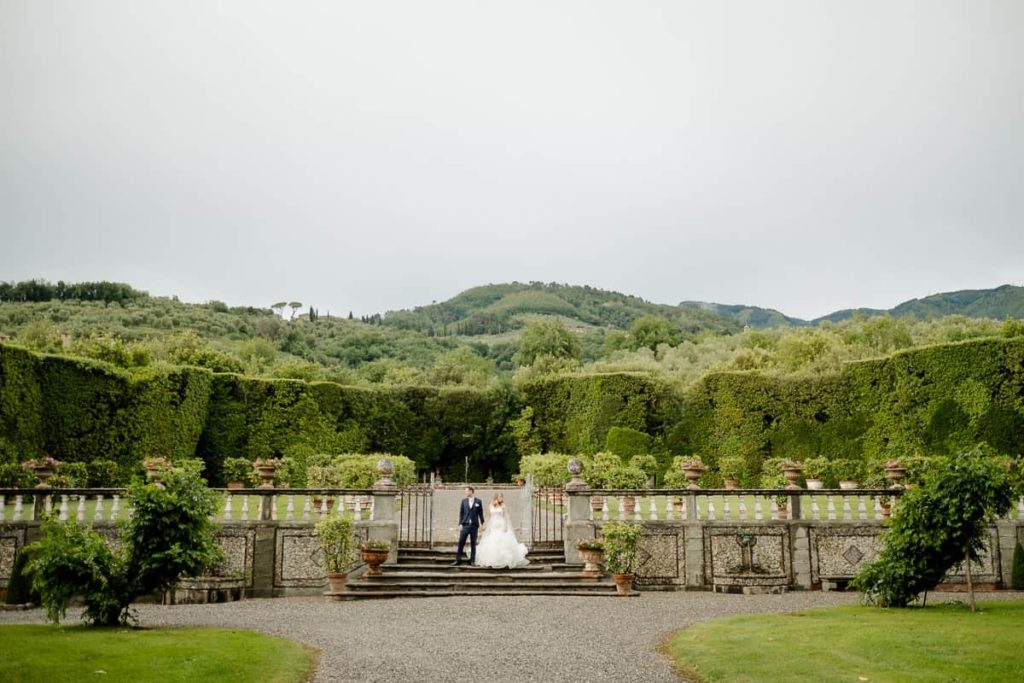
[474,504,530,569]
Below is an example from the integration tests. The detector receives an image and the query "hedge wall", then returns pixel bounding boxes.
[677,337,1024,472]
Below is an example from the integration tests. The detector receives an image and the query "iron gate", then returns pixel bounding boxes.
[399,485,433,547]
[531,487,565,544]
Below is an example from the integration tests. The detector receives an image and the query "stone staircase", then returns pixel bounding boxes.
[335,543,621,599]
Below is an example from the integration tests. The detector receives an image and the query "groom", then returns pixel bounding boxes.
[451,486,485,566]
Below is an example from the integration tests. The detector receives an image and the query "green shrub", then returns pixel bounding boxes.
[314,513,357,573]
[717,455,745,481]
[222,457,255,485]
[601,521,643,574]
[0,462,33,487]
[4,549,39,605]
[25,467,221,625]
[85,459,123,487]
[517,453,575,487]
[605,426,650,458]
[602,465,647,489]
[802,457,829,482]
[52,461,88,488]
[852,451,1014,607]
[629,453,658,478]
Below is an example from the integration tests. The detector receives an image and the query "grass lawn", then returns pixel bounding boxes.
[0,625,315,683]
[666,600,1024,683]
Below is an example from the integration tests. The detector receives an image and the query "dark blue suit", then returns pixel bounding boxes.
[455,497,485,564]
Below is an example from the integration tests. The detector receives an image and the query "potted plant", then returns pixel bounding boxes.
[777,459,804,489]
[884,459,908,488]
[315,513,357,592]
[760,472,791,519]
[222,457,255,489]
[718,455,744,490]
[681,457,706,490]
[252,457,279,489]
[803,457,828,490]
[576,539,605,578]
[604,466,647,515]
[21,456,61,488]
[359,540,391,577]
[830,459,863,489]
[602,521,643,594]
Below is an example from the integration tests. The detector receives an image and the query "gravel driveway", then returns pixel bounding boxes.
[3,591,1019,682]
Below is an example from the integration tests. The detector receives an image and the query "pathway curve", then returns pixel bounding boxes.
[3,591,1018,682]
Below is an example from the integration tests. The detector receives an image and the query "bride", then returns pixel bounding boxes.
[474,493,530,569]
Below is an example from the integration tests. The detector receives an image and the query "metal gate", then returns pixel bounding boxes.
[530,487,565,544]
[399,485,433,547]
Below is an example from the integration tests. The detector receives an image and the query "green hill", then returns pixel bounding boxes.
[383,282,741,337]
[678,300,807,328]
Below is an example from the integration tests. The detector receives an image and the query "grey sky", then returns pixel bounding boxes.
[1,1,1022,320]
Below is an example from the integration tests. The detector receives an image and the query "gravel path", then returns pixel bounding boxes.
[3,591,1020,682]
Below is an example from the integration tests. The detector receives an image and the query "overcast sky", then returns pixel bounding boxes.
[1,1,1022,320]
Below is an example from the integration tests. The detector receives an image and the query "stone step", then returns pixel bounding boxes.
[346,580,617,592]
[389,562,561,572]
[329,589,637,600]
[363,571,603,582]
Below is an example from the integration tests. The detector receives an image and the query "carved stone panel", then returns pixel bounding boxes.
[275,526,367,588]
[634,529,684,585]
[811,527,882,581]
[212,528,256,587]
[0,537,17,582]
[942,529,1000,583]
[707,527,788,587]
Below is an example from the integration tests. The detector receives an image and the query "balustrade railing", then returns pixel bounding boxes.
[569,488,918,523]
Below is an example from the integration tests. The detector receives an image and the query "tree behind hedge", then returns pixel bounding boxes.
[26,467,221,625]
[852,451,1014,607]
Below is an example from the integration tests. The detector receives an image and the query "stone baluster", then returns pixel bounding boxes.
[240,496,250,521]
[811,495,820,520]
[76,495,86,523]
[319,496,329,517]
[352,496,361,519]
[842,495,852,521]
[769,498,778,520]
[617,496,625,521]
[665,497,675,521]
[13,495,23,522]
[302,495,312,521]
[45,494,54,517]
[94,494,104,522]
[601,496,609,522]
[369,495,376,521]
[873,496,883,520]
[110,495,120,522]
[337,495,347,517]
[0,495,4,522]
[723,495,731,521]
[706,496,716,521]
[59,495,69,521]
[634,496,643,521]
[827,495,836,521]
[648,496,658,521]
[285,495,295,521]
[738,496,748,521]
[857,496,867,521]
[224,495,234,521]
[754,496,763,521]
[1017,495,1024,519]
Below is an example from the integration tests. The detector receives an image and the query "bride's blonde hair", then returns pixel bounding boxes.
[491,493,504,506]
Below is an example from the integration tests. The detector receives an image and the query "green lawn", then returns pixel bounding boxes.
[0,625,314,683]
[666,600,1024,683]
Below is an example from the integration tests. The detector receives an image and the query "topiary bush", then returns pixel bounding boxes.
[25,467,222,625]
[852,451,1014,607]
[1012,541,1024,591]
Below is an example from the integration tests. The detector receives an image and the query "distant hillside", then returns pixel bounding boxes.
[678,301,807,328]
[816,284,1024,324]
[383,282,741,337]
[682,284,1024,328]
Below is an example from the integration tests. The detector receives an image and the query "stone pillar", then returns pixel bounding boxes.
[564,459,595,563]
[995,519,1019,588]
[250,523,276,598]
[683,522,705,588]
[371,457,400,563]
[790,523,813,589]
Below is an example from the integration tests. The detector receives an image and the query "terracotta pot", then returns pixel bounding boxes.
[226,481,244,490]
[622,496,636,515]
[361,549,389,577]
[578,548,604,578]
[885,466,907,488]
[672,497,684,514]
[683,467,704,490]
[776,506,788,520]
[723,479,740,490]
[326,571,348,592]
[880,502,892,518]
[782,467,803,490]
[313,498,335,514]
[255,465,276,489]
[591,495,604,512]
[613,572,634,594]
